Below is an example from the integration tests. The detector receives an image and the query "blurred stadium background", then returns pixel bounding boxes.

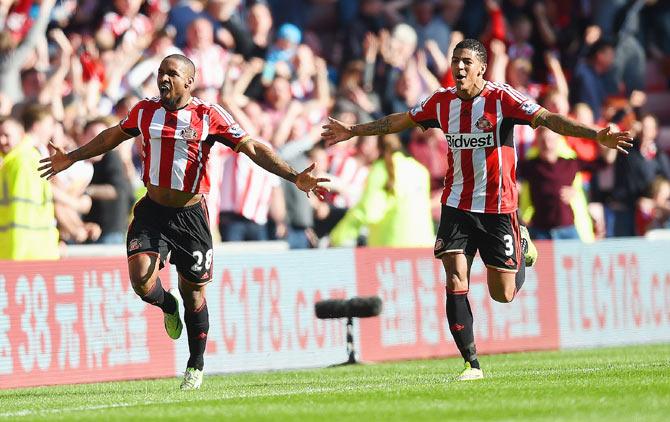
[1,0,669,419]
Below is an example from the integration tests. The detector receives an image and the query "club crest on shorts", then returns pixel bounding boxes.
[180,126,198,140]
[434,238,444,251]
[475,116,493,130]
[128,238,142,251]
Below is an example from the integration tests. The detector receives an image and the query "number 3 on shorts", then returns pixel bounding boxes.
[503,234,514,256]
[191,249,214,272]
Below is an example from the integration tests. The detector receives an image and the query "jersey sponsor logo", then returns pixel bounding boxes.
[475,116,493,130]
[181,126,198,140]
[228,124,245,138]
[445,132,495,149]
[520,101,541,115]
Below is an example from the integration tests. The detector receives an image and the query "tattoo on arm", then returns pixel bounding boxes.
[350,113,415,136]
[250,142,298,183]
[352,117,391,136]
[535,112,597,139]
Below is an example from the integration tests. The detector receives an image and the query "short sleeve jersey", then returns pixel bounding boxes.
[409,81,544,213]
[119,97,249,194]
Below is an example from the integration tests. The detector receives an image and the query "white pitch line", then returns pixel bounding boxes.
[0,383,388,418]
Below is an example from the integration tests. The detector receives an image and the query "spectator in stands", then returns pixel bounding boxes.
[0,0,54,104]
[217,138,287,242]
[330,133,433,247]
[596,0,647,95]
[245,2,274,60]
[507,14,533,61]
[0,116,59,259]
[642,0,670,89]
[261,23,302,85]
[261,76,295,141]
[21,104,99,244]
[96,0,153,51]
[206,0,246,52]
[184,17,229,90]
[612,113,670,236]
[636,176,670,236]
[82,117,134,244]
[342,0,398,65]
[518,126,614,241]
[166,0,210,48]
[408,0,451,54]
[570,39,616,120]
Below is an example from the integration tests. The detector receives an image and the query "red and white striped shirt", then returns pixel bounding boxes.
[218,140,280,225]
[327,152,369,208]
[101,12,153,43]
[183,45,230,89]
[409,81,544,214]
[119,97,248,194]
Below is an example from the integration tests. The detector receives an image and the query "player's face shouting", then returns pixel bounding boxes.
[157,58,191,108]
[451,48,485,92]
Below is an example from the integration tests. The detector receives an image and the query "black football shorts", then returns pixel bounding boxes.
[127,196,214,283]
[434,205,521,272]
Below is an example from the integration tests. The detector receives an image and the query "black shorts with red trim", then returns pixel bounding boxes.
[434,205,521,273]
[126,196,213,283]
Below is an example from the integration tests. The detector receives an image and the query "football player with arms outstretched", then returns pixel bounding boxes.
[40,54,329,390]
[322,39,631,380]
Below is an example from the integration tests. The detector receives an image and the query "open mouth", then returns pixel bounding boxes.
[456,74,466,81]
[159,83,171,93]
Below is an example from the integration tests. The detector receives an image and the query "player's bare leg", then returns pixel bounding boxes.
[128,253,181,338]
[442,253,483,380]
[487,269,518,303]
[178,275,209,390]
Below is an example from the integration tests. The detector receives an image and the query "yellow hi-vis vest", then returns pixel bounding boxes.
[330,152,435,247]
[0,140,59,260]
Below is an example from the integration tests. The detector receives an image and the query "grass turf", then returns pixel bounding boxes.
[1,344,669,421]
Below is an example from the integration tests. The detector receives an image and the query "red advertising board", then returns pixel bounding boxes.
[0,259,175,389]
[356,244,559,362]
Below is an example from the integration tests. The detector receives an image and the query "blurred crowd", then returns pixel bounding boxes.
[1,0,670,259]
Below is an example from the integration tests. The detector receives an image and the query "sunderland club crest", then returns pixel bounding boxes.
[475,116,493,131]
[181,126,198,140]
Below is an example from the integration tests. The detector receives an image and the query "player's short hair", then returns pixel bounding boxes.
[163,54,196,79]
[454,38,488,64]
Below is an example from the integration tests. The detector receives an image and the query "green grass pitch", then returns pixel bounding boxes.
[1,344,669,421]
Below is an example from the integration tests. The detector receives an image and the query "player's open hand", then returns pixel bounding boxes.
[38,141,73,179]
[321,117,353,147]
[295,163,330,200]
[596,126,633,154]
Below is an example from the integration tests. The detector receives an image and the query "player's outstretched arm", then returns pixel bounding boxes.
[533,111,633,154]
[39,125,131,179]
[321,112,416,146]
[239,139,330,199]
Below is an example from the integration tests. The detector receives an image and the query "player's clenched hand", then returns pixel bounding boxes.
[295,163,330,200]
[596,126,633,154]
[38,141,74,179]
[321,117,353,147]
